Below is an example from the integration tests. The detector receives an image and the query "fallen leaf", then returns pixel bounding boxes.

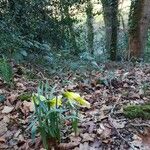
[123,83,129,88]
[100,123,105,130]
[80,133,95,142]
[18,134,25,142]
[0,144,8,149]
[16,82,26,91]
[58,142,79,149]
[14,130,21,138]
[95,90,101,94]
[0,137,5,143]
[122,72,129,80]
[130,135,144,150]
[110,120,126,129]
[23,101,35,112]
[0,89,2,94]
[139,88,144,96]
[2,106,14,113]
[97,123,111,139]
[90,139,101,149]
[0,120,7,136]
[79,142,89,150]
[70,135,81,143]
[130,93,141,99]
[7,93,18,102]
[97,128,103,135]
[3,115,10,123]
[87,121,95,133]
[138,129,150,149]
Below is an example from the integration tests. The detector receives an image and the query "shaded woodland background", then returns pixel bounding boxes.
[0,0,150,73]
[1,1,150,149]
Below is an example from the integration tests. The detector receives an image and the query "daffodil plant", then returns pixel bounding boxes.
[29,83,90,149]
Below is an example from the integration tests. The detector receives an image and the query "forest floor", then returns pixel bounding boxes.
[0,62,150,150]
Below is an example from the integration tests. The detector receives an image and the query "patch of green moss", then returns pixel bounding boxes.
[123,104,150,119]
[18,93,32,101]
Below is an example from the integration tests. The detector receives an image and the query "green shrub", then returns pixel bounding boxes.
[0,57,13,85]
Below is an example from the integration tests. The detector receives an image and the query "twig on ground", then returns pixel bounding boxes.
[130,123,150,128]
[108,95,135,150]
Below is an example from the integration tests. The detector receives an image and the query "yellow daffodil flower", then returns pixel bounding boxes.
[32,93,62,108]
[49,96,62,107]
[63,91,90,108]
[31,93,47,105]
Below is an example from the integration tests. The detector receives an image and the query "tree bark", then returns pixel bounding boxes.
[63,1,78,55]
[128,0,150,60]
[86,0,94,55]
[101,0,119,61]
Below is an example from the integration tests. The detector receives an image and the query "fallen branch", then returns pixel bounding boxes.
[108,95,135,150]
[130,123,150,128]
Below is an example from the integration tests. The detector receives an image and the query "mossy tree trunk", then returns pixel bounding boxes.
[86,0,94,55]
[101,0,119,61]
[61,0,78,55]
[128,0,150,60]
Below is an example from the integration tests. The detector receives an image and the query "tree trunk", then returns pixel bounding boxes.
[140,0,150,58]
[86,0,94,55]
[60,0,78,54]
[101,0,119,61]
[128,0,150,60]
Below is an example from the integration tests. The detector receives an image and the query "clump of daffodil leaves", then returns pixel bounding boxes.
[32,91,90,108]
[29,83,90,149]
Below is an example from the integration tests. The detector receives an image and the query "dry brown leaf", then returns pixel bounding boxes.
[85,94,92,100]
[110,120,126,129]
[7,93,18,102]
[122,72,129,80]
[17,141,30,150]
[97,123,111,139]
[73,147,79,150]
[0,89,3,94]
[18,134,25,142]
[86,109,99,116]
[16,82,27,91]
[70,135,81,143]
[67,84,77,90]
[23,101,35,112]
[82,121,95,133]
[97,123,105,135]
[79,142,89,150]
[90,139,101,149]
[80,133,95,142]
[58,142,79,149]
[130,135,145,150]
[14,130,21,138]
[3,115,10,123]
[0,120,7,136]
[95,90,101,95]
[123,83,129,88]
[0,137,5,143]
[139,88,144,96]
[2,106,14,113]
[0,144,8,149]
[138,129,150,149]
[130,93,141,99]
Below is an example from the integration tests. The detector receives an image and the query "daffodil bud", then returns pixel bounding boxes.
[63,91,90,108]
